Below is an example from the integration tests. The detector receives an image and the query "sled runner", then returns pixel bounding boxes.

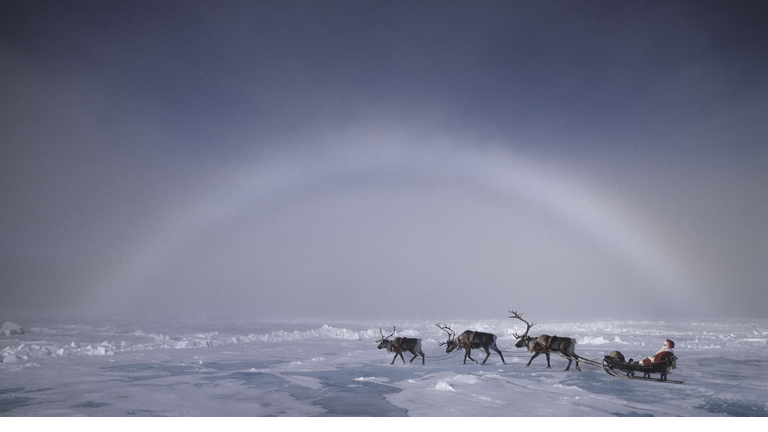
[602,351,683,384]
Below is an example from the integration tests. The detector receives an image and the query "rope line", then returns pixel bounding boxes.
[425,349,531,362]
[424,350,462,361]
[548,351,604,369]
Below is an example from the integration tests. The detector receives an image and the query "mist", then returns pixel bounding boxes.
[1,1,765,323]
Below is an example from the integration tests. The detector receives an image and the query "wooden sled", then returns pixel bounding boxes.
[602,351,682,384]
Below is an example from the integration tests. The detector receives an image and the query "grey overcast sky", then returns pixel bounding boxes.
[1,1,766,322]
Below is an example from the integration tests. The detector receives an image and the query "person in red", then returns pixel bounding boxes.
[635,339,675,365]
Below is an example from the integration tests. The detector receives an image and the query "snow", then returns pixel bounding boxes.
[1,318,767,418]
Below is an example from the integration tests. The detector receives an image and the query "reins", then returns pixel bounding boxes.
[424,350,462,361]
[550,350,604,368]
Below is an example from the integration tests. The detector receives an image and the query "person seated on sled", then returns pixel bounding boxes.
[633,339,674,365]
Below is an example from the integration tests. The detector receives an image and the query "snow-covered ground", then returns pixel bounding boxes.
[1,318,767,417]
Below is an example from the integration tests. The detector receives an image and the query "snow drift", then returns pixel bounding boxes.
[1,319,767,416]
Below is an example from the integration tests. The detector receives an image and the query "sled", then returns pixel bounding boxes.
[602,351,683,384]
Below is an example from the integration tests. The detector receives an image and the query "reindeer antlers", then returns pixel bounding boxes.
[377,326,396,342]
[435,323,455,346]
[435,323,454,336]
[508,310,535,339]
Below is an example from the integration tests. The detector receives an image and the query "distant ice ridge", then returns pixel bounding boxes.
[579,336,626,345]
[0,323,377,364]
[2,340,118,363]
[250,324,377,342]
[3,319,767,365]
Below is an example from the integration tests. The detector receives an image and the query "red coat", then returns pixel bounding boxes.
[639,350,674,365]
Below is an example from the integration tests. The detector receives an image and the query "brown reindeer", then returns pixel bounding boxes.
[376,327,425,365]
[436,323,506,365]
[509,310,581,371]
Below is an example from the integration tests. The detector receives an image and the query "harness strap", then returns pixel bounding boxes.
[533,336,557,352]
[546,335,556,350]
[461,331,477,350]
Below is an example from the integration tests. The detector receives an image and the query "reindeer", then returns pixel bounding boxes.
[435,324,506,365]
[509,310,581,371]
[376,326,425,365]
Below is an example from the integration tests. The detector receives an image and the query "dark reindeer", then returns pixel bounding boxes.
[376,327,425,365]
[509,310,581,371]
[436,324,506,365]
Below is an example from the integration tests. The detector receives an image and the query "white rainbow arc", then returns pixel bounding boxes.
[96,139,694,313]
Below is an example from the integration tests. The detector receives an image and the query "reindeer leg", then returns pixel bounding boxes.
[463,349,478,365]
[481,347,492,365]
[545,352,552,369]
[390,352,398,365]
[398,351,406,365]
[411,349,425,365]
[493,346,506,365]
[564,357,572,371]
[525,352,541,367]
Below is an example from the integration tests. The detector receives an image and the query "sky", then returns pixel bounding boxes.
[1,1,766,322]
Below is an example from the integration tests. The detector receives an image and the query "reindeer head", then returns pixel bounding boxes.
[376,326,396,350]
[436,323,458,353]
[509,310,535,348]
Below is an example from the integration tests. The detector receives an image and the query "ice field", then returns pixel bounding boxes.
[2,318,767,417]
